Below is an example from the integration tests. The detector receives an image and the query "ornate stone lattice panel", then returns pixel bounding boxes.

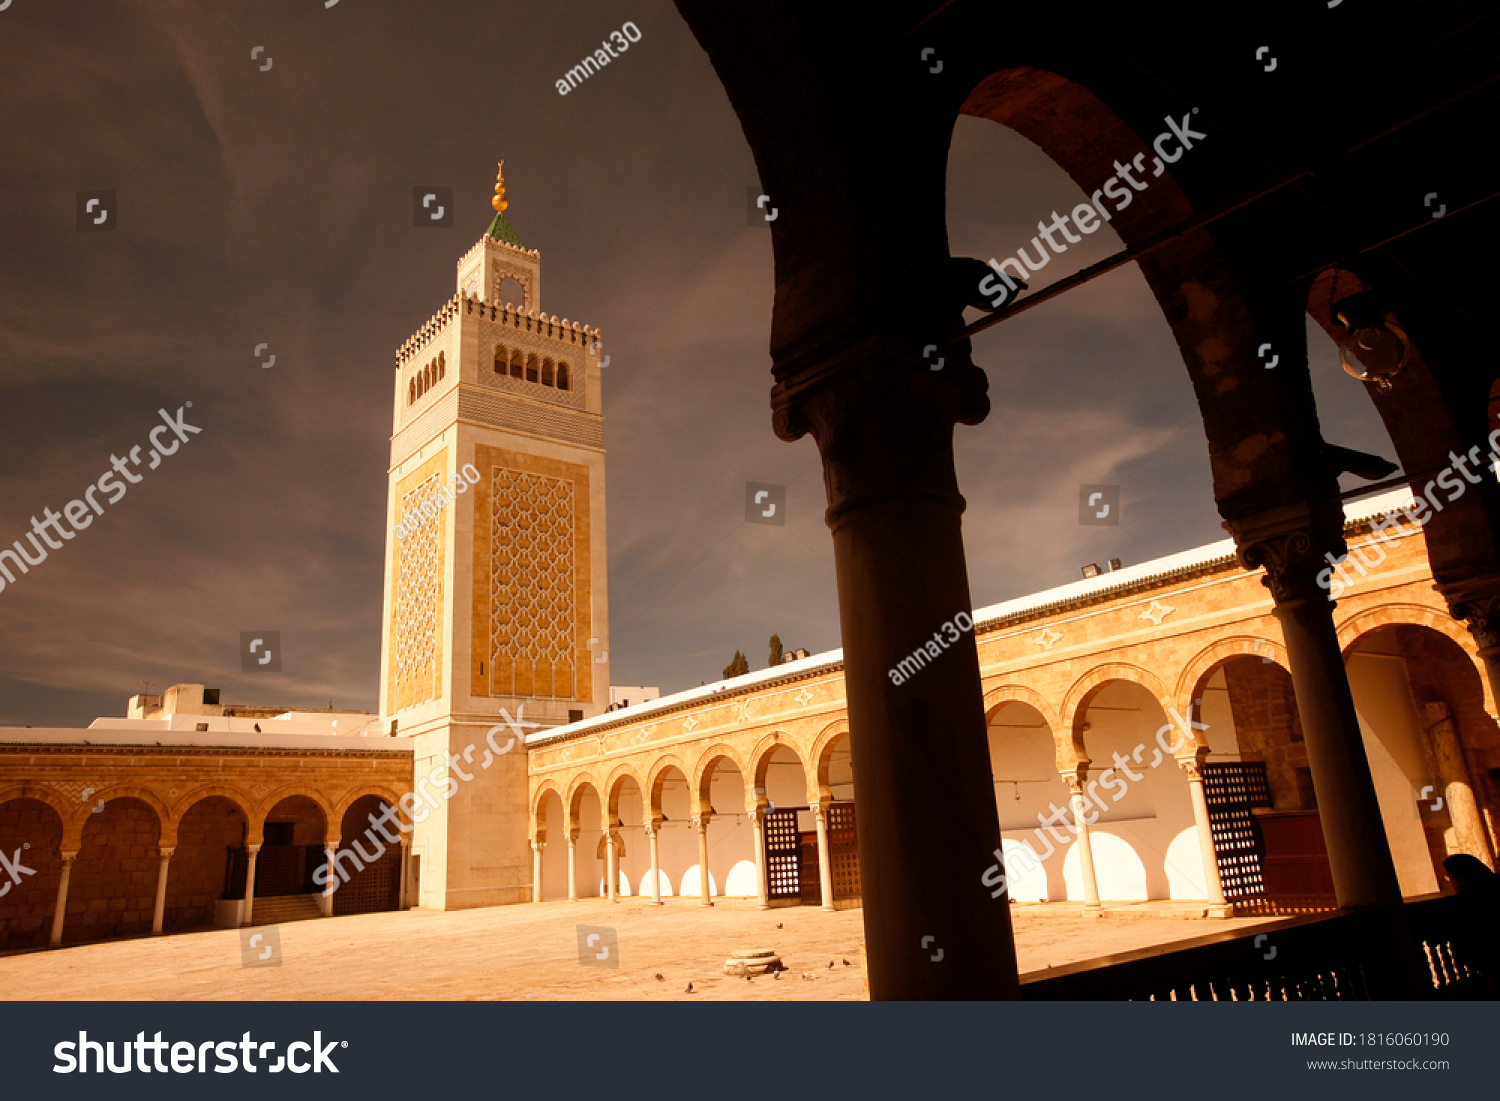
[490,468,578,699]
[388,454,447,713]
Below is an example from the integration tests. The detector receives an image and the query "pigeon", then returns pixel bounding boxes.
[684,982,694,993]
[654,974,664,981]
[773,971,781,980]
[827,960,835,969]
[775,922,783,929]
[745,973,753,982]
[842,959,852,967]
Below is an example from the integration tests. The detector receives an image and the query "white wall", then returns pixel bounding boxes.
[1346,642,1441,897]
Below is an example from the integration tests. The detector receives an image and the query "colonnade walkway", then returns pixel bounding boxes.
[0,897,1273,1000]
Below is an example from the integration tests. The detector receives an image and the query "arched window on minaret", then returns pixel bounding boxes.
[510,354,523,380]
[437,352,445,379]
[541,359,554,387]
[494,345,508,374]
[408,377,416,404]
[556,362,570,390]
[525,355,539,383]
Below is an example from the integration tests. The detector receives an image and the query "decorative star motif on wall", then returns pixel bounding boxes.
[1035,628,1063,651]
[1140,600,1175,626]
[793,688,814,707]
[683,715,699,732]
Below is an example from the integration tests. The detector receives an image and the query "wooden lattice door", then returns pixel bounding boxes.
[827,802,862,901]
[332,842,402,915]
[763,808,801,900]
[1201,761,1270,906]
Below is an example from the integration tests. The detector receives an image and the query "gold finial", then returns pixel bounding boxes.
[492,160,508,213]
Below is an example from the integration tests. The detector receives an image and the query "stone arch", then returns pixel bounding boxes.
[1338,602,1496,719]
[557,361,571,390]
[690,743,749,812]
[957,65,1325,526]
[1060,663,1175,768]
[807,720,851,805]
[982,682,1062,732]
[332,784,408,834]
[169,783,254,826]
[1173,635,1289,720]
[87,784,173,847]
[603,763,646,829]
[251,788,334,845]
[565,773,602,835]
[0,783,75,844]
[532,779,562,841]
[1337,602,1478,661]
[645,754,690,822]
[748,733,797,793]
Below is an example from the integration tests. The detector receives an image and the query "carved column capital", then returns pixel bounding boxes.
[1440,575,1500,655]
[1176,746,1210,782]
[1226,501,1346,606]
[245,843,262,856]
[746,808,761,828]
[690,815,706,832]
[157,847,175,861]
[1061,768,1090,795]
[59,850,78,867]
[769,337,989,531]
[642,822,658,839]
[809,803,826,826]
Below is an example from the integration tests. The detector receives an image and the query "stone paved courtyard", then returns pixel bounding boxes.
[0,899,1273,1000]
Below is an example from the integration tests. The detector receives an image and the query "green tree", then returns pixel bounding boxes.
[768,634,784,668]
[722,650,749,679]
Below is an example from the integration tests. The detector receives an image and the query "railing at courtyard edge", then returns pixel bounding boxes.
[1020,896,1493,1000]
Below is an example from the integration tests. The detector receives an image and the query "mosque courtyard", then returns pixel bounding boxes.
[0,899,1272,1001]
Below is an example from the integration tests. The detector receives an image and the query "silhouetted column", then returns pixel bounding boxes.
[151,847,173,934]
[531,840,544,903]
[1237,525,1404,910]
[50,851,76,947]
[1177,751,1231,915]
[1063,773,1101,911]
[749,809,770,909]
[693,815,713,906]
[605,831,619,902]
[566,835,578,902]
[812,803,835,912]
[242,844,260,926]
[645,823,663,905]
[773,344,1019,999]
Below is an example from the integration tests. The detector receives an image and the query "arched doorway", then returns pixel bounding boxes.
[166,795,248,930]
[332,795,403,916]
[74,796,163,941]
[0,796,64,950]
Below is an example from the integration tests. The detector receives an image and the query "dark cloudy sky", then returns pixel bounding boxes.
[0,0,1392,727]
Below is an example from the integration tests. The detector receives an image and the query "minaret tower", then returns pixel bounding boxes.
[378,162,609,910]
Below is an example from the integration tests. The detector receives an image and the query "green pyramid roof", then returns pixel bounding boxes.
[486,210,524,248]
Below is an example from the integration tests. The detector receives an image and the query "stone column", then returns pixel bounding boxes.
[151,846,174,934]
[811,803,836,912]
[321,840,339,916]
[531,840,544,903]
[1446,581,1500,721]
[1062,772,1101,911]
[1176,750,1232,916]
[566,835,578,902]
[772,343,1018,999]
[1235,522,1405,910]
[399,839,412,909]
[749,809,770,910]
[49,850,77,948]
[1420,702,1495,867]
[693,815,713,906]
[645,823,663,905]
[242,843,261,926]
[605,830,619,902]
